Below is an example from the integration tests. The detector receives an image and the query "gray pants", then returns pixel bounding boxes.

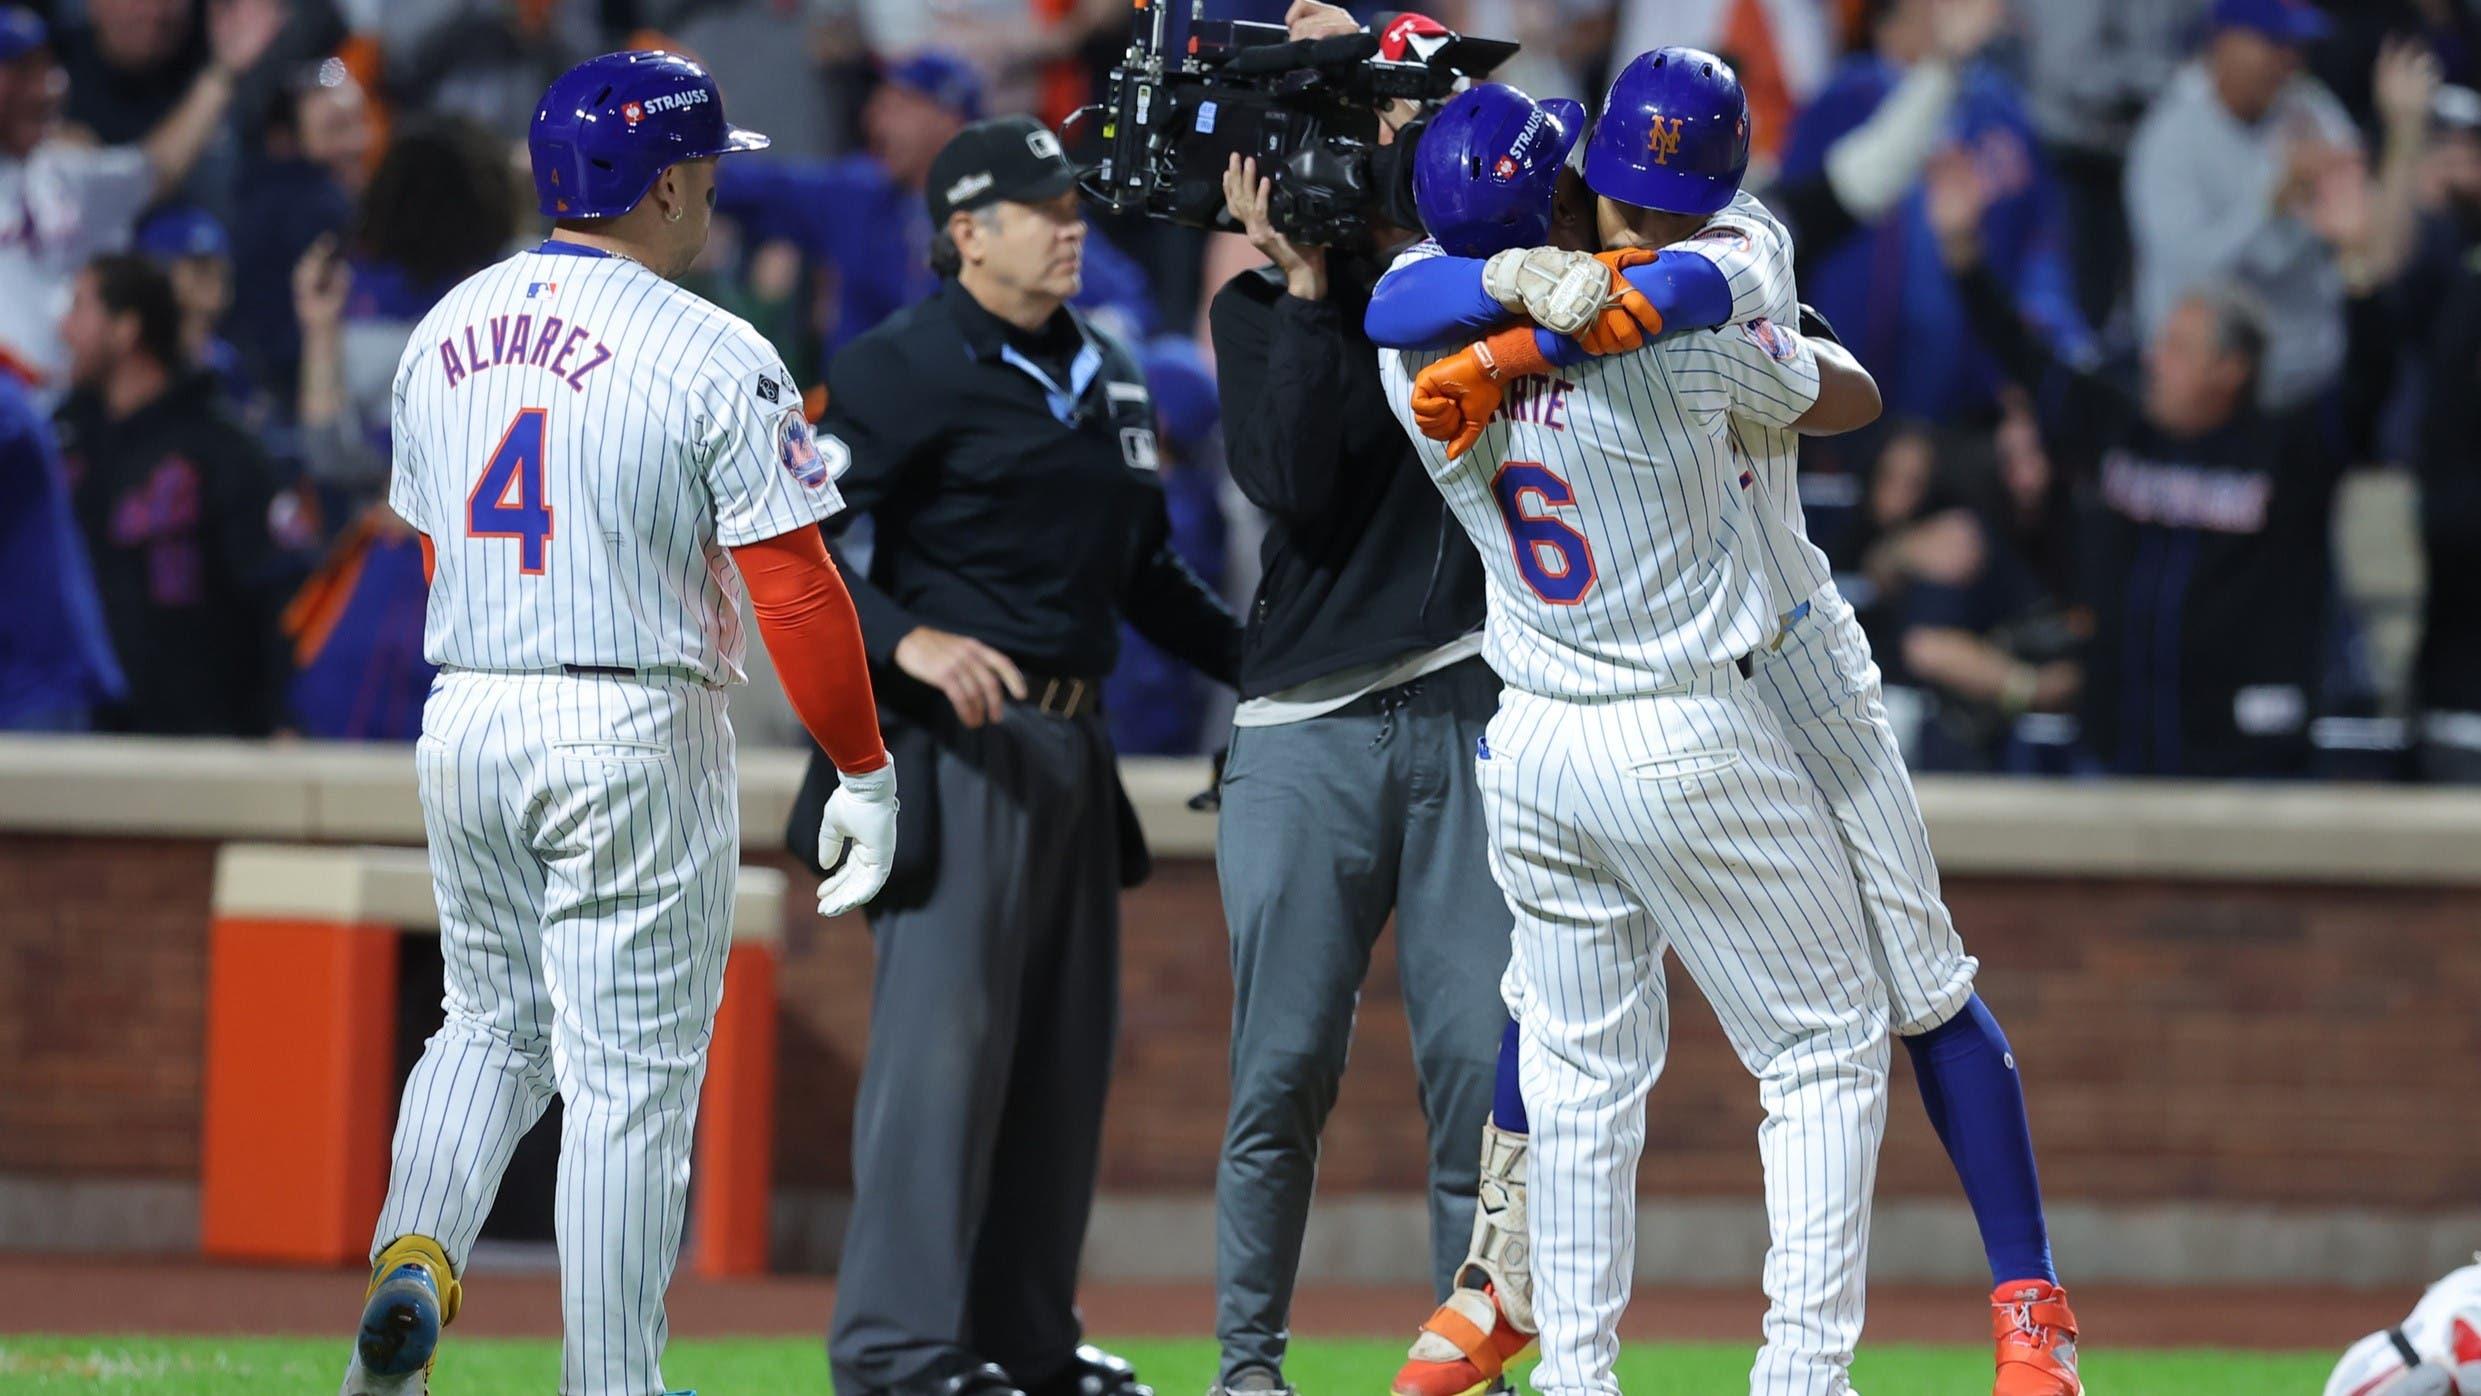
[830,706,1122,1395]
[1212,656,1512,1381]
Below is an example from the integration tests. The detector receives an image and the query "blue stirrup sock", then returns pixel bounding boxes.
[1904,994,2057,1287]
[1491,1016,1529,1134]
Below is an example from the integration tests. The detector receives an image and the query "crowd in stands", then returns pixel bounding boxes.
[4,0,2478,782]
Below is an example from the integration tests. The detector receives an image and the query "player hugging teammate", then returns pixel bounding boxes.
[1355,43,2084,1396]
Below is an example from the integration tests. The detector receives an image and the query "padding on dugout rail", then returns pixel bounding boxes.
[197,842,784,1277]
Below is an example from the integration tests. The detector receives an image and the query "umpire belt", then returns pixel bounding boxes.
[1017,672,1103,720]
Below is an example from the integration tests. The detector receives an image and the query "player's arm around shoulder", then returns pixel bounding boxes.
[1691,311,1879,436]
[1670,190,1798,324]
[1797,335,1882,435]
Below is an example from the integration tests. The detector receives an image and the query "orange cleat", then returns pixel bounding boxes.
[1391,1285,1535,1396]
[1991,1279,2082,1396]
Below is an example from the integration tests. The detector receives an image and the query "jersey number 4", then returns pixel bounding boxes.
[1492,460,1597,605]
[466,408,553,574]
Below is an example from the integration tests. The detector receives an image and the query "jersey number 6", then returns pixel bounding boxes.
[1492,460,1597,605]
[466,407,553,574]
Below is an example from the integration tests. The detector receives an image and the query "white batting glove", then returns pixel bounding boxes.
[816,763,897,917]
[1481,247,1613,337]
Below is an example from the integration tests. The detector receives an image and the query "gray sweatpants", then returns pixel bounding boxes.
[1212,656,1512,1381]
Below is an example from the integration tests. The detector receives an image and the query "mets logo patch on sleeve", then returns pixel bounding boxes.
[778,408,830,489]
[1740,318,1797,362]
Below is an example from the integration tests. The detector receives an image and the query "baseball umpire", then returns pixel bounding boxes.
[788,115,1240,1396]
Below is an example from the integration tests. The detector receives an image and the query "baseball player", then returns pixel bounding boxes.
[1372,57,2081,1396]
[340,52,898,1396]
[2327,1259,2481,1396]
[1375,65,1897,1396]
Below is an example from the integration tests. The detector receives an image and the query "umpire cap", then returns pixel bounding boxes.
[1584,47,1750,217]
[926,115,1077,225]
[529,51,769,220]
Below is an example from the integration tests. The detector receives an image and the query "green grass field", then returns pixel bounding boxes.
[0,1335,2333,1394]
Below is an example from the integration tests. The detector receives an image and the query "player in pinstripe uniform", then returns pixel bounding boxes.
[1372,55,2082,1396]
[339,53,899,1396]
[1375,68,1895,1396]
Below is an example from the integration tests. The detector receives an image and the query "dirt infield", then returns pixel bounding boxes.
[0,1256,2402,1352]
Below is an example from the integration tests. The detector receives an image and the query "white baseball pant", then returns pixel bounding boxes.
[1752,582,1979,1036]
[1479,668,1891,1396]
[374,668,739,1396]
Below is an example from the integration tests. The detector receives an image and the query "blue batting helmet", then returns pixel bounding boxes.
[1583,47,1750,216]
[529,51,769,220]
[1414,84,1587,259]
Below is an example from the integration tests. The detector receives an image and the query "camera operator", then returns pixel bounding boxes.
[1202,130,1507,1396]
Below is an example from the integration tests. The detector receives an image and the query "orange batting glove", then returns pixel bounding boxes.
[1412,326,1554,460]
[1577,248,1663,357]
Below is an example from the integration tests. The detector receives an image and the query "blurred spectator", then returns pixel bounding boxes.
[2124,0,2363,410]
[855,0,1127,123]
[1782,0,2090,423]
[719,51,1157,364]
[2414,86,2481,782]
[1840,415,2081,769]
[58,0,204,142]
[56,254,303,736]
[2011,0,2210,329]
[1106,335,1230,755]
[1935,146,2399,778]
[293,114,517,497]
[370,0,596,135]
[0,0,283,390]
[281,115,514,742]
[51,0,297,209]
[1458,0,1616,104]
[2308,0,2481,126]
[132,204,254,410]
[0,364,124,730]
[1765,0,2003,261]
[229,57,370,401]
[645,0,857,161]
[717,51,981,359]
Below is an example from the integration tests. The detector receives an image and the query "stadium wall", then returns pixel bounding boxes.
[1,737,2476,1285]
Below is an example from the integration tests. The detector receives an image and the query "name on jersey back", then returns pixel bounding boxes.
[438,311,615,394]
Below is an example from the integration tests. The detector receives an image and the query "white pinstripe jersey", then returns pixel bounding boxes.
[1687,190,1835,613]
[386,242,841,686]
[1379,241,1823,700]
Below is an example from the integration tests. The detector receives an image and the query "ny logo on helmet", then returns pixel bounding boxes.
[1648,116,1685,166]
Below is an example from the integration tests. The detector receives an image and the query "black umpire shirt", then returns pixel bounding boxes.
[817,278,1239,688]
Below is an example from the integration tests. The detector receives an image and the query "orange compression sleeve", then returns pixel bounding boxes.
[730,529,890,775]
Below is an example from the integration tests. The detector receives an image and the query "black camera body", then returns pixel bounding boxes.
[1072,5,1516,247]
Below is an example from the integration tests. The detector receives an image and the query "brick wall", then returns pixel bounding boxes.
[0,837,216,1177]
[5,834,2477,1212]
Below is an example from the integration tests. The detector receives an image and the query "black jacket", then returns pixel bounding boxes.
[2417,250,2481,714]
[1956,260,2368,777]
[1208,258,1486,698]
[56,373,303,736]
